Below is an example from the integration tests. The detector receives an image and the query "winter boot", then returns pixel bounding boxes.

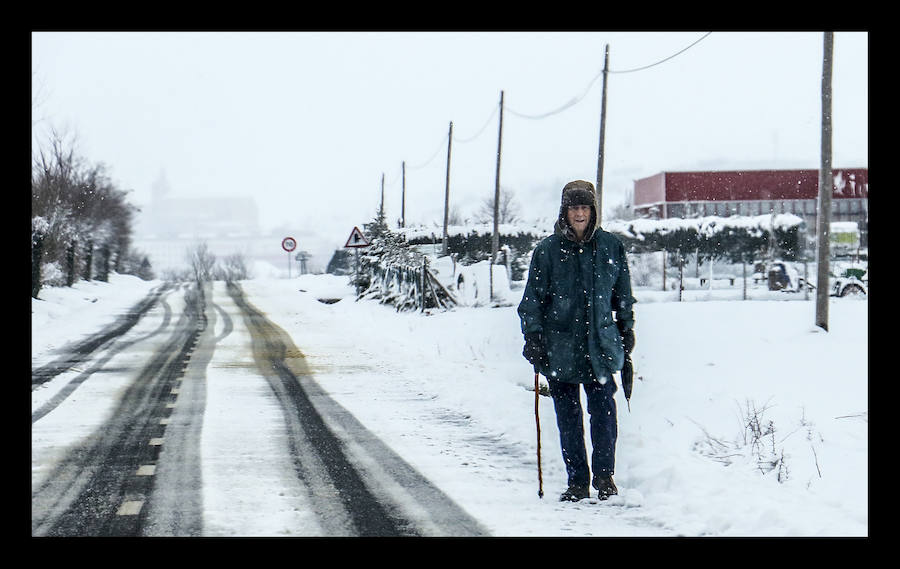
[593,475,618,500]
[559,484,590,502]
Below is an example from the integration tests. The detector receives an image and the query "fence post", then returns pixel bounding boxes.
[66,240,76,287]
[803,260,810,301]
[662,249,666,291]
[421,256,427,312]
[83,239,93,281]
[98,244,110,282]
[31,231,44,299]
[742,256,748,300]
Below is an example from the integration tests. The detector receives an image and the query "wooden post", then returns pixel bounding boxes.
[401,160,406,228]
[31,231,44,299]
[421,256,427,312]
[83,239,93,281]
[804,260,809,301]
[442,121,453,257]
[354,249,360,296]
[661,249,666,291]
[815,32,833,331]
[595,44,610,226]
[66,240,76,287]
[742,256,747,300]
[491,90,504,301]
[99,244,110,282]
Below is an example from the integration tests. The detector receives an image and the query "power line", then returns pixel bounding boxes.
[610,32,712,74]
[452,106,498,143]
[506,32,712,120]
[383,164,402,188]
[406,131,449,171]
[507,72,603,120]
[401,104,497,174]
[388,33,713,190]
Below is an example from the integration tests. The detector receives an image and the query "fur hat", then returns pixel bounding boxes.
[555,180,598,242]
[560,180,596,208]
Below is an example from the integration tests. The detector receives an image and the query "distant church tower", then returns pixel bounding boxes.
[151,169,171,202]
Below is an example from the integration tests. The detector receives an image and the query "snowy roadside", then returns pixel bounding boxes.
[241,274,867,536]
[31,274,160,369]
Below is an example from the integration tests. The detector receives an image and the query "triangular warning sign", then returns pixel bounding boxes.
[344,226,370,248]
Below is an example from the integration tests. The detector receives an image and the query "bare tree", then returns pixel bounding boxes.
[606,189,635,221]
[186,241,217,283]
[476,186,521,224]
[32,70,50,128]
[218,252,251,281]
[447,205,465,225]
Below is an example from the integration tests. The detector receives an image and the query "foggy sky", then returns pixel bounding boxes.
[31,31,868,257]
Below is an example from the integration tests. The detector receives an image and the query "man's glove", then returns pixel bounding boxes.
[621,328,635,355]
[523,332,549,369]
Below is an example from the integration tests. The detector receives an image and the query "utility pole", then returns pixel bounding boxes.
[815,32,833,332]
[595,44,610,226]
[442,121,453,256]
[401,160,406,228]
[491,90,504,301]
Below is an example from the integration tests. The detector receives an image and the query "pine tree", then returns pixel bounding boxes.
[364,199,390,240]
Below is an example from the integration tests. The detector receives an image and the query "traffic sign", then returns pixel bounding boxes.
[282,237,297,252]
[344,226,370,248]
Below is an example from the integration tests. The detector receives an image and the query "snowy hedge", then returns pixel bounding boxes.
[605,214,807,262]
[400,222,547,281]
[349,214,807,307]
[400,214,807,270]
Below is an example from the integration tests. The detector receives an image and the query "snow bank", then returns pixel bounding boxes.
[31,273,160,368]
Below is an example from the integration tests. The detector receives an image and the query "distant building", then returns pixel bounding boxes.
[141,196,260,239]
[133,192,322,275]
[632,168,868,246]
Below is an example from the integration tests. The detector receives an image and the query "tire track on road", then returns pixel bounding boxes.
[142,282,221,536]
[227,281,487,537]
[31,288,177,424]
[32,284,206,537]
[31,283,173,388]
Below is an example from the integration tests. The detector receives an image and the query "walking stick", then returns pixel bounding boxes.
[534,367,544,499]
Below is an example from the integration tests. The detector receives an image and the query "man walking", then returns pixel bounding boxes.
[517,180,636,502]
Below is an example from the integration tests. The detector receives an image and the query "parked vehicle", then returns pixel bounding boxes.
[767,261,813,292]
[831,267,867,297]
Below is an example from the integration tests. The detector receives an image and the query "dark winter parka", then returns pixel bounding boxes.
[517,181,636,383]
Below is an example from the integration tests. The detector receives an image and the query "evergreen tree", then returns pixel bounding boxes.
[363,199,390,240]
[137,257,156,281]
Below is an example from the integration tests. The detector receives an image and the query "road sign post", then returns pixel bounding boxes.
[282,237,297,278]
[344,227,371,295]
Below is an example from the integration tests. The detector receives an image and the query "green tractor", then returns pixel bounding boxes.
[831,266,868,297]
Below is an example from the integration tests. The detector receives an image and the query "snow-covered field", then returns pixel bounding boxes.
[31,270,867,536]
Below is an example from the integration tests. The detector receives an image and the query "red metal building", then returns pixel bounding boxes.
[633,168,868,244]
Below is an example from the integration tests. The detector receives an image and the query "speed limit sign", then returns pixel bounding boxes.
[282,237,297,252]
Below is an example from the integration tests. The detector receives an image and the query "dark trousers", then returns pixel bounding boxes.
[548,377,617,488]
